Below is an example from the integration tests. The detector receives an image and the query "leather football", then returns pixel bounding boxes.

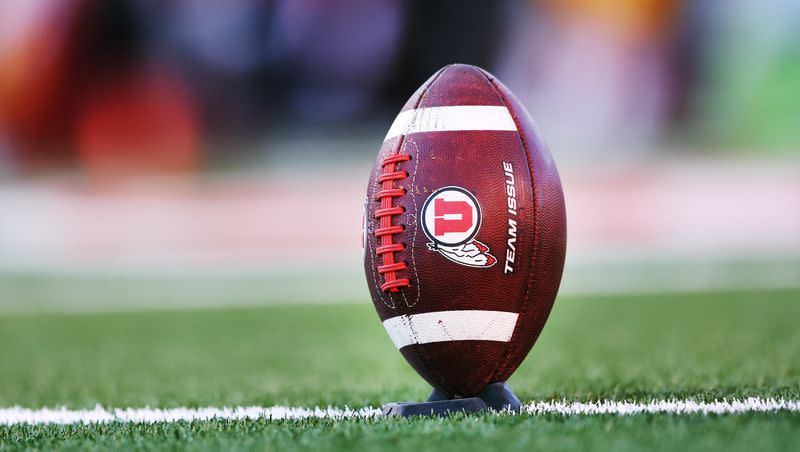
[363,64,566,398]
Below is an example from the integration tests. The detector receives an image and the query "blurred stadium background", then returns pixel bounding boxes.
[0,0,798,312]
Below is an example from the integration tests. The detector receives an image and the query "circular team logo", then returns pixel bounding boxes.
[421,186,482,247]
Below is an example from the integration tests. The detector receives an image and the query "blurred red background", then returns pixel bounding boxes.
[0,0,797,304]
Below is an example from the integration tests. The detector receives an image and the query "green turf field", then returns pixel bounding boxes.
[1,288,799,450]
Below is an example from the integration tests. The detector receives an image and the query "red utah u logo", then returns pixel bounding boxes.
[422,187,482,247]
[434,198,473,236]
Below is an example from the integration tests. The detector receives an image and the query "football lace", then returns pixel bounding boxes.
[374,152,412,292]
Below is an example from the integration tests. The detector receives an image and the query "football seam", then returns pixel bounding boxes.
[404,137,421,308]
[474,66,541,385]
[394,65,452,393]
[367,143,394,309]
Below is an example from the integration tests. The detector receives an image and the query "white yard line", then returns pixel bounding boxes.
[521,398,800,416]
[1,398,798,425]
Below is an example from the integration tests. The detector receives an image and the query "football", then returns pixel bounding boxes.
[363,64,567,398]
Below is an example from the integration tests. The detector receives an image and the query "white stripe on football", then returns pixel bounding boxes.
[382,310,519,349]
[384,105,516,141]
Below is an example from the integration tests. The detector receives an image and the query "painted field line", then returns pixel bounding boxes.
[0,406,382,425]
[1,398,799,425]
[521,398,800,416]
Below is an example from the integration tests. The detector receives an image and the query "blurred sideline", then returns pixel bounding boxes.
[0,147,797,314]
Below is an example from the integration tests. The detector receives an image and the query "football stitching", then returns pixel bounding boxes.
[475,66,541,384]
[374,148,412,292]
[437,318,456,342]
[368,143,394,309]
[401,65,452,394]
[404,137,422,308]
[401,314,418,351]
[476,313,500,340]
